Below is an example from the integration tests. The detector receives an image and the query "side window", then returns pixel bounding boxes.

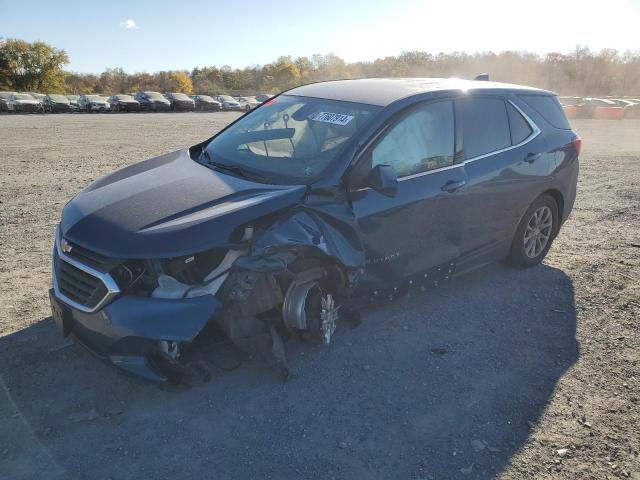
[459,97,511,159]
[519,94,571,129]
[372,100,454,178]
[506,102,533,145]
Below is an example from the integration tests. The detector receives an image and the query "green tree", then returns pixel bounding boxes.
[0,39,69,91]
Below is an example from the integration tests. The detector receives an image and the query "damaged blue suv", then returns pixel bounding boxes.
[49,78,580,381]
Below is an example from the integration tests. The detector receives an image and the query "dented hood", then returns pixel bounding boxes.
[61,149,306,258]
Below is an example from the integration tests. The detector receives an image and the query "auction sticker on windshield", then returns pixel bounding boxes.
[309,112,354,126]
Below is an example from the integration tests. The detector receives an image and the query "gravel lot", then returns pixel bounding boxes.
[0,113,638,480]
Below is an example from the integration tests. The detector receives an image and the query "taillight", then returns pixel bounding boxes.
[573,136,582,155]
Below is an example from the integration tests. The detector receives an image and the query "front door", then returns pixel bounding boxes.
[350,99,467,289]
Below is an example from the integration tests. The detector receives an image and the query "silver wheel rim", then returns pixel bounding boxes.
[523,206,553,258]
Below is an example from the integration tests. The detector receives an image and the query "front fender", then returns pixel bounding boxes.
[233,206,365,278]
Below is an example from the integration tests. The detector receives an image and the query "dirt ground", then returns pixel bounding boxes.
[0,113,638,480]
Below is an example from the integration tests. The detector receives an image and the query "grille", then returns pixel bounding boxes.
[64,240,113,271]
[54,253,109,309]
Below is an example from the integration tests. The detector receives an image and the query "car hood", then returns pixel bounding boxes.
[61,149,306,259]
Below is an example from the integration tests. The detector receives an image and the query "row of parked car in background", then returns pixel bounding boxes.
[3,90,639,119]
[0,91,273,114]
[559,96,640,119]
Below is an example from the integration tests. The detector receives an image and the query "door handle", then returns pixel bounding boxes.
[524,152,542,163]
[441,179,466,193]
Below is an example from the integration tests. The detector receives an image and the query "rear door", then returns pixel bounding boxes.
[350,99,467,288]
[456,95,547,268]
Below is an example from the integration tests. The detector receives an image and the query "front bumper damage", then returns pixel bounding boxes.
[50,206,359,382]
[49,150,368,382]
[50,289,220,381]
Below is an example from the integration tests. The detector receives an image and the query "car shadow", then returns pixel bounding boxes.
[0,262,578,480]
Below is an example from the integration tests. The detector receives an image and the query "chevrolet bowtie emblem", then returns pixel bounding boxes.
[61,238,73,254]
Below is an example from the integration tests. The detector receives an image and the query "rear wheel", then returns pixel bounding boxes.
[508,194,558,268]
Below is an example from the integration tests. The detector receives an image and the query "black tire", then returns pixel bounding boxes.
[508,194,558,268]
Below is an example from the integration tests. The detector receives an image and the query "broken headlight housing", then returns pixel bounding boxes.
[163,249,228,285]
[149,226,254,299]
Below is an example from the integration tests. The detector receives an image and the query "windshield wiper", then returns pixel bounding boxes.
[200,149,269,182]
[212,161,268,182]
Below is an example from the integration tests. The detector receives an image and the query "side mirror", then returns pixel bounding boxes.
[365,164,398,197]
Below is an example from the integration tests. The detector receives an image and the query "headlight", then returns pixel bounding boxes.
[151,227,254,299]
[152,248,242,299]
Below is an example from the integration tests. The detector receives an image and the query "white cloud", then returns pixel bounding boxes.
[119,19,138,30]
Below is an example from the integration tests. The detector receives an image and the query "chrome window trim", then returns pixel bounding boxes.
[398,162,462,182]
[51,225,120,313]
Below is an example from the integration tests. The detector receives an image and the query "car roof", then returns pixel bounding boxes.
[286,78,549,106]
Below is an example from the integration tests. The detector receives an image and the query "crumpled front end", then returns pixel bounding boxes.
[50,225,223,381]
[50,198,364,382]
[49,146,369,381]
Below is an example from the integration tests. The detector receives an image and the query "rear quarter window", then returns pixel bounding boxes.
[519,94,571,129]
[506,102,533,144]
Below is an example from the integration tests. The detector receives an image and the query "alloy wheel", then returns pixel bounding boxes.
[523,206,553,258]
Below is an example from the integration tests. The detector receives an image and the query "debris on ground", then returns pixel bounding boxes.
[68,407,99,423]
[430,346,449,355]
[460,463,474,475]
[48,340,74,352]
[470,439,485,452]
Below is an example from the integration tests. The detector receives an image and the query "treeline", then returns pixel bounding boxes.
[2,38,640,96]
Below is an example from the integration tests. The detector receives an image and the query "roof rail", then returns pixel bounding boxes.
[474,73,490,81]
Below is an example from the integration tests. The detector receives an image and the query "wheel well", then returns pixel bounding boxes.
[542,189,564,233]
[285,252,348,293]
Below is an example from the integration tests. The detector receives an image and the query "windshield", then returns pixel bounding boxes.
[198,95,214,102]
[67,95,79,101]
[200,95,381,184]
[13,94,33,100]
[144,91,165,100]
[218,95,236,102]
[169,93,190,100]
[0,92,16,99]
[85,95,106,101]
[48,94,68,102]
[115,95,134,101]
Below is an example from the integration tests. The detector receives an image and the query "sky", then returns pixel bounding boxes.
[1,0,639,73]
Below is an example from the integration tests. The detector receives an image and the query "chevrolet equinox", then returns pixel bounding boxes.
[49,78,580,381]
